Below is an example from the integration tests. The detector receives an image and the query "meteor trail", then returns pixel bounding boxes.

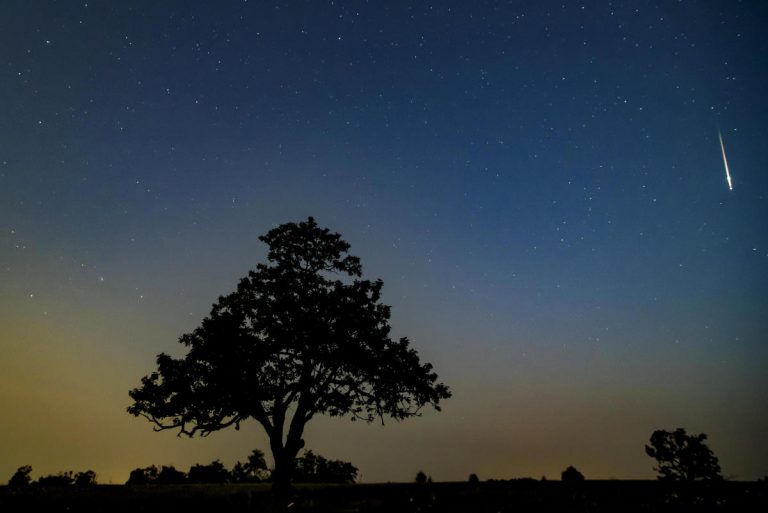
[718,130,734,191]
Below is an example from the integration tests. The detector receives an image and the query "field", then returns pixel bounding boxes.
[1,480,766,512]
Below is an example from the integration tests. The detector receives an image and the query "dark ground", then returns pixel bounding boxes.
[1,480,766,512]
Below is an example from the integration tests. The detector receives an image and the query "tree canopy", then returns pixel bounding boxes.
[128,217,450,491]
[187,460,230,484]
[293,450,358,484]
[8,466,32,486]
[561,466,585,482]
[231,449,270,483]
[645,428,722,481]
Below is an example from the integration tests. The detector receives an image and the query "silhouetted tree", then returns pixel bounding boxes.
[468,473,479,485]
[156,465,186,484]
[561,466,585,482]
[126,465,159,484]
[645,428,722,481]
[37,471,75,486]
[293,450,358,483]
[188,460,230,484]
[128,218,451,494]
[8,465,33,486]
[74,470,97,485]
[232,449,270,483]
[415,471,428,485]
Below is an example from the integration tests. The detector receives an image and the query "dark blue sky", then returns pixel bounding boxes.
[1,1,766,482]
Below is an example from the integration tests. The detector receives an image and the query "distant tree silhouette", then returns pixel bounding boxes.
[156,465,186,484]
[126,465,159,484]
[37,471,75,486]
[293,450,358,484]
[468,473,479,485]
[561,466,585,482]
[74,470,97,485]
[415,471,428,485]
[128,217,451,494]
[8,465,33,486]
[645,428,722,481]
[187,460,230,484]
[232,449,270,483]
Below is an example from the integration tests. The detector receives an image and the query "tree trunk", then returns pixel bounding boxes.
[269,434,304,496]
[271,451,294,496]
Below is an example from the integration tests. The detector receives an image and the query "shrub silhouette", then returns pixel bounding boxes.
[156,466,186,484]
[74,470,97,485]
[293,450,358,484]
[37,471,75,486]
[8,465,33,486]
[415,471,428,485]
[468,473,480,485]
[561,466,585,482]
[126,465,159,484]
[188,460,230,484]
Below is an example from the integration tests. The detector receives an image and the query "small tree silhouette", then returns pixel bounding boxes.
[415,470,428,485]
[187,460,230,483]
[8,466,33,486]
[74,470,97,485]
[293,450,358,483]
[561,466,585,482]
[156,465,186,484]
[126,465,159,484]
[645,428,722,481]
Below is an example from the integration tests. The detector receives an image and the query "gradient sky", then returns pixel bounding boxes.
[1,1,767,484]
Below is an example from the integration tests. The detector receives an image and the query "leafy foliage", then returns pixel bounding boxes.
[645,428,722,481]
[293,450,358,484]
[232,449,270,483]
[8,465,33,486]
[128,218,450,490]
[187,460,230,484]
[8,467,96,486]
[155,466,187,484]
[126,465,159,485]
[74,470,98,485]
[37,471,75,486]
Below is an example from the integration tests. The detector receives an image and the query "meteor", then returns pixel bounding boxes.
[718,130,734,191]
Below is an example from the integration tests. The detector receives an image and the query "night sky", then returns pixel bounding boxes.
[1,1,767,483]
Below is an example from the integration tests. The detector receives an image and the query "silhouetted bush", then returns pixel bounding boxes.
[8,465,33,486]
[415,471,428,485]
[188,460,230,484]
[156,466,186,484]
[293,450,358,484]
[468,473,479,484]
[74,470,97,485]
[37,471,75,486]
[126,465,159,484]
[561,466,585,482]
